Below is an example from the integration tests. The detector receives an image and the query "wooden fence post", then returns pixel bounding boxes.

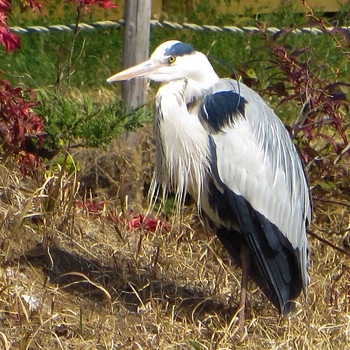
[122,0,151,110]
[119,0,151,207]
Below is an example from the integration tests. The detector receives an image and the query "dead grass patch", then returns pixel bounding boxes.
[0,148,350,349]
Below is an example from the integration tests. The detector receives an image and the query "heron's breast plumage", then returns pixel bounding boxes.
[152,80,210,208]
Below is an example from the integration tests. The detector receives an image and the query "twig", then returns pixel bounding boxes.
[308,229,350,257]
[302,0,350,60]
[313,197,350,208]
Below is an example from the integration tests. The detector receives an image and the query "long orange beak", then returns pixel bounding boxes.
[107,59,160,83]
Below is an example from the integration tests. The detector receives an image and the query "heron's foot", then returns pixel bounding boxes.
[227,305,248,343]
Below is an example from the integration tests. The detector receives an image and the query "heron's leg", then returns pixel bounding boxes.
[238,244,250,330]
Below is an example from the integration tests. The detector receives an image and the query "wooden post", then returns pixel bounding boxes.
[122,0,151,109]
[120,0,151,207]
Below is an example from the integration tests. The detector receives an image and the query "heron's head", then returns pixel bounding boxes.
[107,40,217,85]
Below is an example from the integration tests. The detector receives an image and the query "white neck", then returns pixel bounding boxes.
[184,52,219,103]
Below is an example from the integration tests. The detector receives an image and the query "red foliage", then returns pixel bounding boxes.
[127,214,167,233]
[66,0,117,12]
[76,200,169,234]
[0,80,45,174]
[0,0,43,52]
[26,0,43,12]
[76,200,106,214]
[262,42,350,168]
[0,1,11,12]
[0,25,20,51]
[0,81,42,144]
[0,0,117,51]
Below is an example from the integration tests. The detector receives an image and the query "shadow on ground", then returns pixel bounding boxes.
[21,244,235,323]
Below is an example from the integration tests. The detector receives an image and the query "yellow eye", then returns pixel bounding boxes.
[168,56,176,64]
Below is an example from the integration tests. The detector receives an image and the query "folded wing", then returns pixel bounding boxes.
[198,79,311,313]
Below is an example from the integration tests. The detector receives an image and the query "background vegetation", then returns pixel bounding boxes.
[0,0,350,349]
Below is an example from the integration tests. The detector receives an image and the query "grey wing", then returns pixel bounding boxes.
[198,79,311,311]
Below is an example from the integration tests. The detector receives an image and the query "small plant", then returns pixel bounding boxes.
[36,92,152,149]
[64,0,117,91]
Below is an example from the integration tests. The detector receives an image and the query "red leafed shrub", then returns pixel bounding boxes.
[127,214,168,233]
[25,0,43,12]
[0,80,45,174]
[76,200,170,234]
[0,10,20,51]
[0,1,46,175]
[0,0,43,52]
[76,200,106,215]
[0,1,117,52]
[66,0,117,11]
[264,43,349,162]
[252,21,350,203]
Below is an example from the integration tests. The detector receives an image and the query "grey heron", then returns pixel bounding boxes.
[107,40,311,328]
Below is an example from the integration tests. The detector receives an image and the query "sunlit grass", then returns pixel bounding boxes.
[0,155,349,349]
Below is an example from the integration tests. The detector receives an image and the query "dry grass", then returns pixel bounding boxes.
[1,139,350,350]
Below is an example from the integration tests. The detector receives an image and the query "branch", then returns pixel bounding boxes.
[308,229,350,257]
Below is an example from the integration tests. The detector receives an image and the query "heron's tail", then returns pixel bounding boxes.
[210,191,305,314]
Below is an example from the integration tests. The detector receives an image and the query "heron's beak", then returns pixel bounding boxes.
[107,59,160,83]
